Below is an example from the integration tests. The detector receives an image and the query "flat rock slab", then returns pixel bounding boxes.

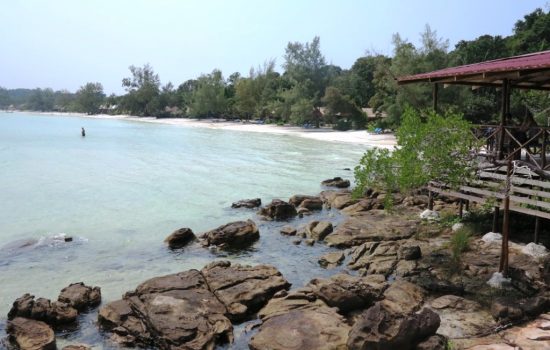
[325,210,419,248]
[201,261,291,321]
[6,317,56,350]
[249,307,350,350]
[318,251,345,268]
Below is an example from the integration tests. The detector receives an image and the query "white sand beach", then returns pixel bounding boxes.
[25,112,397,149]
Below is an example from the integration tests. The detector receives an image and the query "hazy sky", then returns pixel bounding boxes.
[0,0,547,94]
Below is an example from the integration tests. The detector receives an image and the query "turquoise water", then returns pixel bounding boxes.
[0,112,366,347]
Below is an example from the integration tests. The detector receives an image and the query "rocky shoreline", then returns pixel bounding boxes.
[3,178,550,349]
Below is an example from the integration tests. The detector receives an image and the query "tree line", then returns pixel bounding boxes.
[2,8,550,129]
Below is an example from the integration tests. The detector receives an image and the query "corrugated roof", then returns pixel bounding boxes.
[397,50,550,90]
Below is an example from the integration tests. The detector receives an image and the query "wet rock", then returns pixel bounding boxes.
[292,239,301,245]
[347,304,440,350]
[318,252,345,268]
[258,199,297,220]
[200,219,259,247]
[399,245,422,260]
[280,226,297,236]
[201,261,291,321]
[296,207,311,216]
[321,177,350,188]
[98,269,233,349]
[429,295,495,339]
[325,210,418,248]
[6,317,56,350]
[308,274,387,313]
[250,306,350,350]
[305,220,333,241]
[8,293,78,326]
[164,227,196,248]
[58,282,101,311]
[231,198,262,209]
[289,195,322,209]
[304,239,315,246]
[415,334,448,350]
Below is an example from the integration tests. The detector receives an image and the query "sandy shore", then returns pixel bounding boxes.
[17,111,397,148]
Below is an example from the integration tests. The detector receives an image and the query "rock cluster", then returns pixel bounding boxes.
[98,261,290,349]
[231,198,262,209]
[257,199,297,220]
[321,177,351,188]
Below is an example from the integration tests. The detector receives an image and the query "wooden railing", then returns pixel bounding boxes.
[472,125,550,172]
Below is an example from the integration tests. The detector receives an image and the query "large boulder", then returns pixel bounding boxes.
[199,219,259,247]
[201,261,291,321]
[164,227,196,249]
[57,282,101,311]
[321,177,350,188]
[8,293,78,326]
[325,210,418,248]
[98,269,233,349]
[320,190,358,210]
[6,317,56,350]
[258,199,297,220]
[305,221,333,241]
[231,198,261,209]
[288,195,319,207]
[307,274,387,314]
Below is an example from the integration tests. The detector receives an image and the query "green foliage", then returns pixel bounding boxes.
[450,227,472,262]
[189,69,227,118]
[322,86,366,129]
[509,8,550,54]
[121,64,161,116]
[75,82,104,114]
[354,108,478,200]
[27,88,55,111]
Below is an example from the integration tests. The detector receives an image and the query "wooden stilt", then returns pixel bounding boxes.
[459,199,464,218]
[428,191,434,210]
[433,83,439,113]
[465,200,470,212]
[534,217,541,244]
[492,207,500,233]
[499,160,512,277]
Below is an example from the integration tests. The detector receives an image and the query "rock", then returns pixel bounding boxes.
[280,226,297,236]
[347,304,440,350]
[258,287,326,321]
[429,295,495,339]
[58,282,101,311]
[491,298,524,322]
[481,232,502,243]
[98,269,233,349]
[288,194,317,207]
[299,198,323,211]
[399,245,422,260]
[8,293,78,326]
[304,239,315,246]
[62,345,91,350]
[164,227,196,248]
[320,190,358,210]
[250,307,350,350]
[231,198,262,208]
[305,221,333,241]
[308,274,387,313]
[292,239,301,245]
[200,219,259,247]
[415,334,448,350]
[321,177,350,188]
[258,199,297,220]
[522,242,549,260]
[420,209,439,221]
[296,207,311,216]
[6,317,56,350]
[395,260,419,277]
[452,222,465,232]
[201,261,291,321]
[318,252,345,268]
[382,280,425,315]
[341,199,375,215]
[325,210,418,248]
[348,241,399,277]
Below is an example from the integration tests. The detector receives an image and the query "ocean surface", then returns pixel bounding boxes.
[0,112,366,347]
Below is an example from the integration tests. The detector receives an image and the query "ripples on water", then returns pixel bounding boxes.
[0,113,366,347]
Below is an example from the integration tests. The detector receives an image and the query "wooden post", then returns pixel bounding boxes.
[497,79,509,160]
[458,199,464,218]
[534,217,541,244]
[428,191,434,210]
[465,200,470,212]
[433,83,439,113]
[499,160,512,277]
[492,207,500,233]
[542,130,547,169]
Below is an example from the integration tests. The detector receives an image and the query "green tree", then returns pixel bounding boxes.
[121,64,161,116]
[0,87,11,109]
[75,82,104,114]
[27,88,55,111]
[322,86,365,129]
[509,8,550,55]
[189,69,227,118]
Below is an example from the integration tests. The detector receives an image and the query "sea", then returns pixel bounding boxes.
[0,112,367,348]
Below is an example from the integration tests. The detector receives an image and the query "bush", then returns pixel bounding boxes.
[333,119,352,131]
[450,227,472,262]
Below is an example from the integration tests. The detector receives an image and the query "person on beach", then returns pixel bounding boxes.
[81,127,86,137]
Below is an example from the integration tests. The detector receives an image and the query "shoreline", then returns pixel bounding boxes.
[10,111,397,149]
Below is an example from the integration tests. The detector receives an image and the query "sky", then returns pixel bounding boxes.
[0,0,548,94]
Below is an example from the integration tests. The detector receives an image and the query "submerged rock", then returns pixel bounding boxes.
[258,199,297,220]
[305,220,333,241]
[200,219,259,247]
[164,227,196,249]
[280,226,297,236]
[231,198,262,209]
[6,317,56,350]
[321,177,350,188]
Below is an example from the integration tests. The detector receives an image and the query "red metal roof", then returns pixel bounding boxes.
[397,50,550,90]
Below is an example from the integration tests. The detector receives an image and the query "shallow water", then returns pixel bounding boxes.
[0,112,366,347]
